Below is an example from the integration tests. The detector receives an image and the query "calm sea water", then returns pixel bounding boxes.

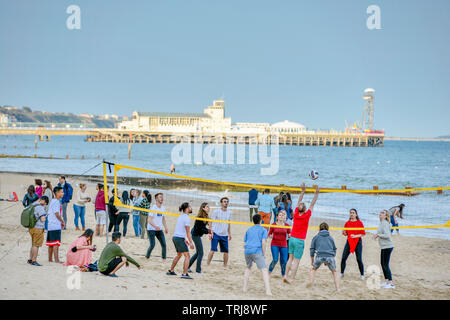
[1,135,449,239]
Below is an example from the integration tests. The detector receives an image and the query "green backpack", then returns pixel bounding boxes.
[21,205,37,228]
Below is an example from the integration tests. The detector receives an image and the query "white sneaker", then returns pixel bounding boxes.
[340,273,344,279]
[385,283,395,289]
[360,275,365,281]
[380,282,388,288]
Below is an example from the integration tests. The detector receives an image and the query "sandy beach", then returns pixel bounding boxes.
[0,172,449,300]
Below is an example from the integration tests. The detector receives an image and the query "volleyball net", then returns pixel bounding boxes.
[103,162,450,237]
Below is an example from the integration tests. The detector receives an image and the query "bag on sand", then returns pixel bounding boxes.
[20,205,37,228]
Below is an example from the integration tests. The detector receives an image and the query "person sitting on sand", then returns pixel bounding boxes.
[243,214,272,296]
[98,232,141,277]
[27,196,49,266]
[283,183,319,284]
[46,187,65,263]
[167,202,195,279]
[307,222,340,291]
[64,229,96,267]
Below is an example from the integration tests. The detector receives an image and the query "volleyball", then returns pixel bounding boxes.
[309,170,319,180]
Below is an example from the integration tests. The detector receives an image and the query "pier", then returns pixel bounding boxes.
[0,127,384,147]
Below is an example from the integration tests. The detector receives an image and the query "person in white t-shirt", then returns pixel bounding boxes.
[206,197,232,267]
[146,193,169,261]
[166,202,194,279]
[46,186,65,263]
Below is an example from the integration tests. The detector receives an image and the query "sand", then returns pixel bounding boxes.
[0,172,449,300]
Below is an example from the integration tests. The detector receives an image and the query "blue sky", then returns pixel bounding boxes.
[0,0,449,137]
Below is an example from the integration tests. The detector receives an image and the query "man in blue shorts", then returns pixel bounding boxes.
[207,197,232,267]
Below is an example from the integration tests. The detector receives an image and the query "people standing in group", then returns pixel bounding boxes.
[138,190,151,239]
[255,189,275,227]
[64,229,96,267]
[307,222,340,291]
[248,188,259,222]
[268,210,290,279]
[389,204,405,235]
[108,189,120,233]
[188,202,210,274]
[47,187,65,263]
[27,196,49,266]
[22,185,39,208]
[115,190,131,237]
[166,202,194,279]
[146,193,168,261]
[98,232,141,277]
[243,214,272,296]
[132,189,143,237]
[374,210,395,289]
[74,183,90,231]
[94,183,107,237]
[340,208,365,280]
[57,176,73,230]
[34,179,43,198]
[207,197,232,268]
[284,183,320,284]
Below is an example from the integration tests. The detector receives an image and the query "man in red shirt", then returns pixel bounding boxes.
[283,183,319,284]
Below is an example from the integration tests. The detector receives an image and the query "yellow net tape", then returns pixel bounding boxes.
[108,162,450,231]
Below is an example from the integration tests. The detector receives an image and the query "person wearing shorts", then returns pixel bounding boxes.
[207,197,232,267]
[255,189,275,227]
[98,232,141,277]
[307,222,340,291]
[243,214,272,296]
[95,184,106,237]
[46,187,65,263]
[284,183,319,284]
[167,203,194,279]
[28,196,49,266]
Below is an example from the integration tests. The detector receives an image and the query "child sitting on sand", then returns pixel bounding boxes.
[307,222,340,292]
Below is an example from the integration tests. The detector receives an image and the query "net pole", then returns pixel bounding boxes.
[103,162,109,244]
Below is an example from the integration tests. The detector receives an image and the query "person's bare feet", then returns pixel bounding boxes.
[266,291,273,296]
[306,282,312,289]
[283,278,291,284]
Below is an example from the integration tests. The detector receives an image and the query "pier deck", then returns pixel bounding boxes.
[0,128,384,147]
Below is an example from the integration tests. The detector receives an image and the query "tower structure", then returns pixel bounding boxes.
[362,88,375,130]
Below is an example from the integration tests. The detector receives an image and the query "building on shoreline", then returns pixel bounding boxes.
[118,99,308,135]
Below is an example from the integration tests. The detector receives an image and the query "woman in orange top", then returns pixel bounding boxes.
[340,209,365,280]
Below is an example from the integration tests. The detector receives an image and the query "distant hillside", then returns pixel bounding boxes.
[0,105,120,128]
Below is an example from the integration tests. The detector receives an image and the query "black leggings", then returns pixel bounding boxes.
[380,247,393,281]
[115,213,130,237]
[340,239,364,276]
[108,211,118,232]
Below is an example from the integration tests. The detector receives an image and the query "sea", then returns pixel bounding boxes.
[0,135,449,239]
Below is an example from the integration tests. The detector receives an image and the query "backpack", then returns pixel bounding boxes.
[21,204,37,228]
